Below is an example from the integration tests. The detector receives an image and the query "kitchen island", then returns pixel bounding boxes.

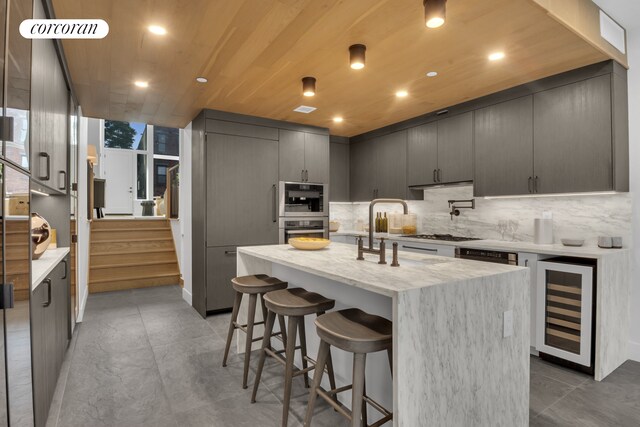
[236,242,530,426]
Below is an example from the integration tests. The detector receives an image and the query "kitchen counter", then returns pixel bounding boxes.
[237,242,530,426]
[331,230,629,258]
[32,248,70,291]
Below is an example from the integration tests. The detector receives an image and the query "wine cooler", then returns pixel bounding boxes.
[536,258,596,371]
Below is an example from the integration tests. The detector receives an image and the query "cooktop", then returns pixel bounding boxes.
[400,234,482,242]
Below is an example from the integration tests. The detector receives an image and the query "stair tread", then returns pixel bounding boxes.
[92,227,170,232]
[91,237,174,243]
[90,260,178,270]
[89,272,180,284]
[90,248,176,256]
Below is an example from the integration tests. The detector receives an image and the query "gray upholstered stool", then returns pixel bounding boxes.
[222,274,288,389]
[251,288,337,427]
[304,308,393,427]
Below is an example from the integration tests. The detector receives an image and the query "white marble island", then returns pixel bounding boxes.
[237,242,530,426]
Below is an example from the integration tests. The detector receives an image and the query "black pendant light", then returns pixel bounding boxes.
[349,44,366,70]
[302,77,316,97]
[424,0,446,28]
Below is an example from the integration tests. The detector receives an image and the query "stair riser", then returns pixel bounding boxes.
[91,220,170,230]
[91,230,173,242]
[90,263,179,282]
[90,252,178,267]
[89,277,180,293]
[91,240,175,253]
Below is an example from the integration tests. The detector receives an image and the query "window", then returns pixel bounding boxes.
[137,154,147,199]
[153,126,179,156]
[153,158,178,197]
[104,120,147,150]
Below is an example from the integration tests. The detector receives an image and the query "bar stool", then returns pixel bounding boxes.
[304,308,393,427]
[222,274,288,389]
[252,288,338,427]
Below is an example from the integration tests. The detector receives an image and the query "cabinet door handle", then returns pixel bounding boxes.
[39,152,51,181]
[224,250,237,255]
[534,176,539,193]
[525,259,529,267]
[42,279,52,307]
[437,169,442,182]
[272,184,277,222]
[61,260,67,280]
[305,170,309,182]
[528,177,533,193]
[403,245,437,253]
[433,169,437,183]
[58,171,67,190]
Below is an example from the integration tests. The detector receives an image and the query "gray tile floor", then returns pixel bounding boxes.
[47,286,640,427]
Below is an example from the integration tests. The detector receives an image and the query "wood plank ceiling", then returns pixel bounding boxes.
[52,0,611,136]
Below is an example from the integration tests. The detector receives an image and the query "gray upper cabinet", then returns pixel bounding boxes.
[206,132,279,247]
[407,123,437,186]
[406,113,472,187]
[350,140,375,201]
[533,75,613,194]
[330,140,350,202]
[278,129,305,182]
[474,96,534,197]
[278,130,329,183]
[375,130,407,199]
[437,112,473,184]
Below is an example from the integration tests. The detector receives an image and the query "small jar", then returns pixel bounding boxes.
[401,213,417,235]
[388,213,403,234]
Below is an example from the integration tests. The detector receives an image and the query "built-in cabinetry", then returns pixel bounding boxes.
[346,60,628,200]
[329,234,455,257]
[329,137,349,202]
[191,110,329,317]
[279,129,329,183]
[30,0,69,193]
[407,112,473,187]
[350,130,407,200]
[32,256,70,427]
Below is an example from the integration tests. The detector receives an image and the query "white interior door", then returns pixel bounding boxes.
[104,149,134,214]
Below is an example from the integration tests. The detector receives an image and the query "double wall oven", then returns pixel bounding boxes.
[279,181,328,243]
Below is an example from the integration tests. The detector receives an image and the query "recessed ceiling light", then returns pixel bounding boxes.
[333,117,344,123]
[293,105,317,114]
[196,77,208,83]
[396,90,408,98]
[148,25,167,35]
[134,81,149,88]
[488,51,505,61]
[426,71,438,77]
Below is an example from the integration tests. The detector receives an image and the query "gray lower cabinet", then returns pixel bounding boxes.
[533,75,613,194]
[407,122,437,187]
[437,112,473,184]
[474,96,534,197]
[206,132,279,247]
[350,140,375,201]
[278,130,329,183]
[32,258,70,427]
[206,247,238,312]
[329,140,350,201]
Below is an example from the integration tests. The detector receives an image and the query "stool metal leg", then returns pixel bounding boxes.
[251,310,276,403]
[351,353,367,427]
[282,316,299,427]
[304,340,330,427]
[222,291,242,367]
[242,294,258,389]
[298,317,310,388]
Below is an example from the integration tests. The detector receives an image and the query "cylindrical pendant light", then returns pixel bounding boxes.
[349,44,366,70]
[302,77,316,97]
[424,0,446,28]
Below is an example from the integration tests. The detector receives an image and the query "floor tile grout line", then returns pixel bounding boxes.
[534,383,579,419]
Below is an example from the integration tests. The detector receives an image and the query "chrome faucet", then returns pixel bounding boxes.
[356,199,408,260]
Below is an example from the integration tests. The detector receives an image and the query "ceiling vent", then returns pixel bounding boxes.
[293,105,317,114]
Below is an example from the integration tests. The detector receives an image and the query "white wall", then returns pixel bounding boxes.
[179,123,193,304]
[76,109,91,321]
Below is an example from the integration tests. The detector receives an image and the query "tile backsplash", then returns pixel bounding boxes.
[330,185,631,246]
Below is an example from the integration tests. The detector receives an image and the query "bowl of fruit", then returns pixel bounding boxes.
[288,237,331,251]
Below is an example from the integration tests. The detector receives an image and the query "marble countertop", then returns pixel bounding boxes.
[238,243,525,297]
[32,248,70,291]
[330,230,628,258]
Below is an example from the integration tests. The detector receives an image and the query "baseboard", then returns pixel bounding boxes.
[630,340,640,362]
[182,287,192,305]
[76,288,89,323]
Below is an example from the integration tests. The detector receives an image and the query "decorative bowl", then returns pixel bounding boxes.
[289,237,331,251]
[561,238,584,247]
[329,221,340,232]
[32,212,52,259]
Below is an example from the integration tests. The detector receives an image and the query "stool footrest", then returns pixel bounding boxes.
[316,384,393,426]
[316,388,352,421]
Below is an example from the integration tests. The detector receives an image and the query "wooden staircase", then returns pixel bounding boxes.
[89,219,181,293]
